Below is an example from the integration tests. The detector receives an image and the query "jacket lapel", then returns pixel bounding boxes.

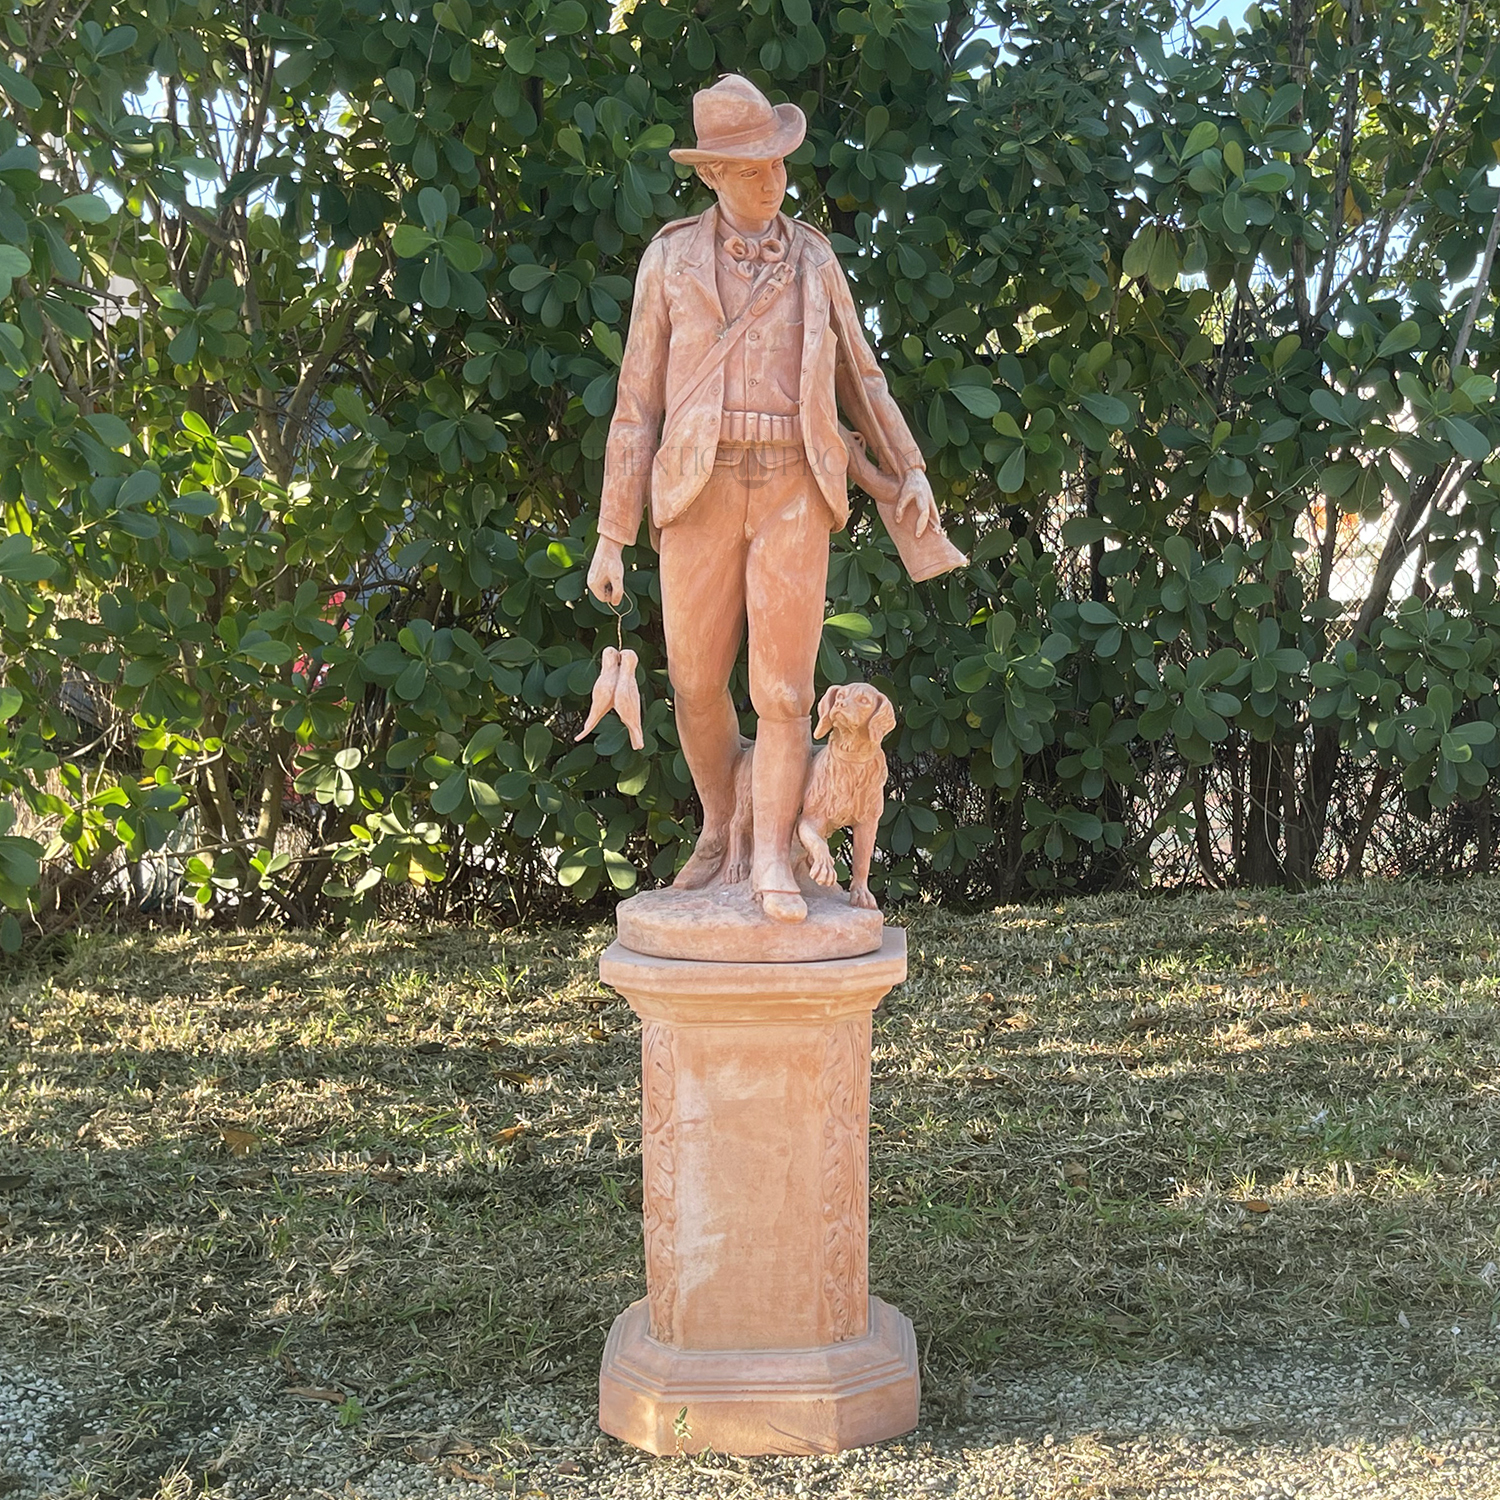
[679,203,724,327]
[799,220,830,404]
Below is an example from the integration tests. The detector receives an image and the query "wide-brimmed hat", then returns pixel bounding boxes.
[669,74,806,164]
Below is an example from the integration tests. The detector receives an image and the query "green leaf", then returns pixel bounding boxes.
[634,123,675,153]
[523,722,552,770]
[117,470,161,507]
[465,722,507,765]
[0,534,57,583]
[433,0,472,30]
[168,324,200,363]
[0,64,42,110]
[96,25,138,57]
[170,491,219,517]
[1318,460,1361,498]
[591,319,623,365]
[953,655,991,693]
[1241,162,1293,193]
[1437,416,1491,463]
[509,263,552,292]
[1376,320,1421,359]
[603,847,637,891]
[420,256,451,306]
[418,186,449,234]
[58,193,112,224]
[1308,389,1347,427]
[391,224,435,257]
[1080,391,1130,428]
[1448,721,1496,747]
[583,371,617,417]
[1146,228,1180,290]
[1182,121,1218,158]
[952,384,1001,419]
[431,769,468,815]
[1061,515,1108,547]
[276,49,316,89]
[1121,225,1156,281]
[0,836,42,891]
[242,636,294,665]
[824,612,873,637]
[395,660,428,700]
[996,445,1027,493]
[503,37,535,74]
[442,235,483,273]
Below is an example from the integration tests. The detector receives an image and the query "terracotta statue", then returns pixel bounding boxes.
[587,74,962,924]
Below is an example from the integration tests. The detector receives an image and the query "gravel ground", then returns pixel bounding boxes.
[4,1333,1498,1499]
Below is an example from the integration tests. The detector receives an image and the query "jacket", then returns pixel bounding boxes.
[597,206,926,547]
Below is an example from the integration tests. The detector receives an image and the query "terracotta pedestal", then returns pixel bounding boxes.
[598,931,918,1456]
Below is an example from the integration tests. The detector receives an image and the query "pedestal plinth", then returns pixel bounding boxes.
[598,931,918,1456]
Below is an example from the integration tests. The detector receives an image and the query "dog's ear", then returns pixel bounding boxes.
[814,684,841,741]
[868,695,896,748]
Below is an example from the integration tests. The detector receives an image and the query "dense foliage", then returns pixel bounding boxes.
[2,0,1499,939]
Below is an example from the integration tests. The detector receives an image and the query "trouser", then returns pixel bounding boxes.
[657,443,835,886]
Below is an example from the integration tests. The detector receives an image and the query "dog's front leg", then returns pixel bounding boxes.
[848,817,878,909]
[798,818,838,886]
[724,746,755,884]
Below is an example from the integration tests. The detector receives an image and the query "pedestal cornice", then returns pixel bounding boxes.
[600,927,907,1024]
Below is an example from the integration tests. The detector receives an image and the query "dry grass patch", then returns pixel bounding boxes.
[2,881,1499,1415]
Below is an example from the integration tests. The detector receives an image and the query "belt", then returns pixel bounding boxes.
[719,410,803,446]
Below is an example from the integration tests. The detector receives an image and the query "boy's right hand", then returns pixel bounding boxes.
[588,538,626,606]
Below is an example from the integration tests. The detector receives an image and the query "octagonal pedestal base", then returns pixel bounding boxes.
[599,1295,919,1456]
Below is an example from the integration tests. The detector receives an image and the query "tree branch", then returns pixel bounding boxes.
[15,276,91,411]
[1313,0,1361,322]
[1348,463,1453,645]
[1450,185,1500,376]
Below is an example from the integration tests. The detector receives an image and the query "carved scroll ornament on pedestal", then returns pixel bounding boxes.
[641,1020,679,1344]
[820,1016,870,1342]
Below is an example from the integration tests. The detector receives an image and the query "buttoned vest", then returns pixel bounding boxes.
[715,241,803,419]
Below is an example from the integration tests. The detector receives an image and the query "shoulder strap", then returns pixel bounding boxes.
[662,233,808,432]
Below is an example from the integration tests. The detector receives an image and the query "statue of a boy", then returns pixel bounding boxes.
[587,75,941,924]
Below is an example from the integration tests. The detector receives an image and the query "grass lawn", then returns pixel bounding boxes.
[3,881,1500,1493]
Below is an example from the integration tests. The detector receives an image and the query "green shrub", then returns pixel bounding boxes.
[1,0,1498,938]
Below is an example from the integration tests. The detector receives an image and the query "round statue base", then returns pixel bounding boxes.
[599,1295,918,1456]
[615,883,883,963]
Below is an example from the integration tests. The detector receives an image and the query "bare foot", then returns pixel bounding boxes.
[849,882,878,910]
[757,890,808,923]
[673,828,729,889]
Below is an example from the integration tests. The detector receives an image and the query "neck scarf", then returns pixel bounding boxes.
[720,228,787,280]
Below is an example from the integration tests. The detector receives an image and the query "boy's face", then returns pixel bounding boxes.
[706,157,787,224]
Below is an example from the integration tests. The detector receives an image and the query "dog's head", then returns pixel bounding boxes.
[814,682,896,750]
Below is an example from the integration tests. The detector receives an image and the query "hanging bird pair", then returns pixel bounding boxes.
[577,602,645,751]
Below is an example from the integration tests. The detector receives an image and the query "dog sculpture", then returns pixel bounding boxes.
[725,683,896,910]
